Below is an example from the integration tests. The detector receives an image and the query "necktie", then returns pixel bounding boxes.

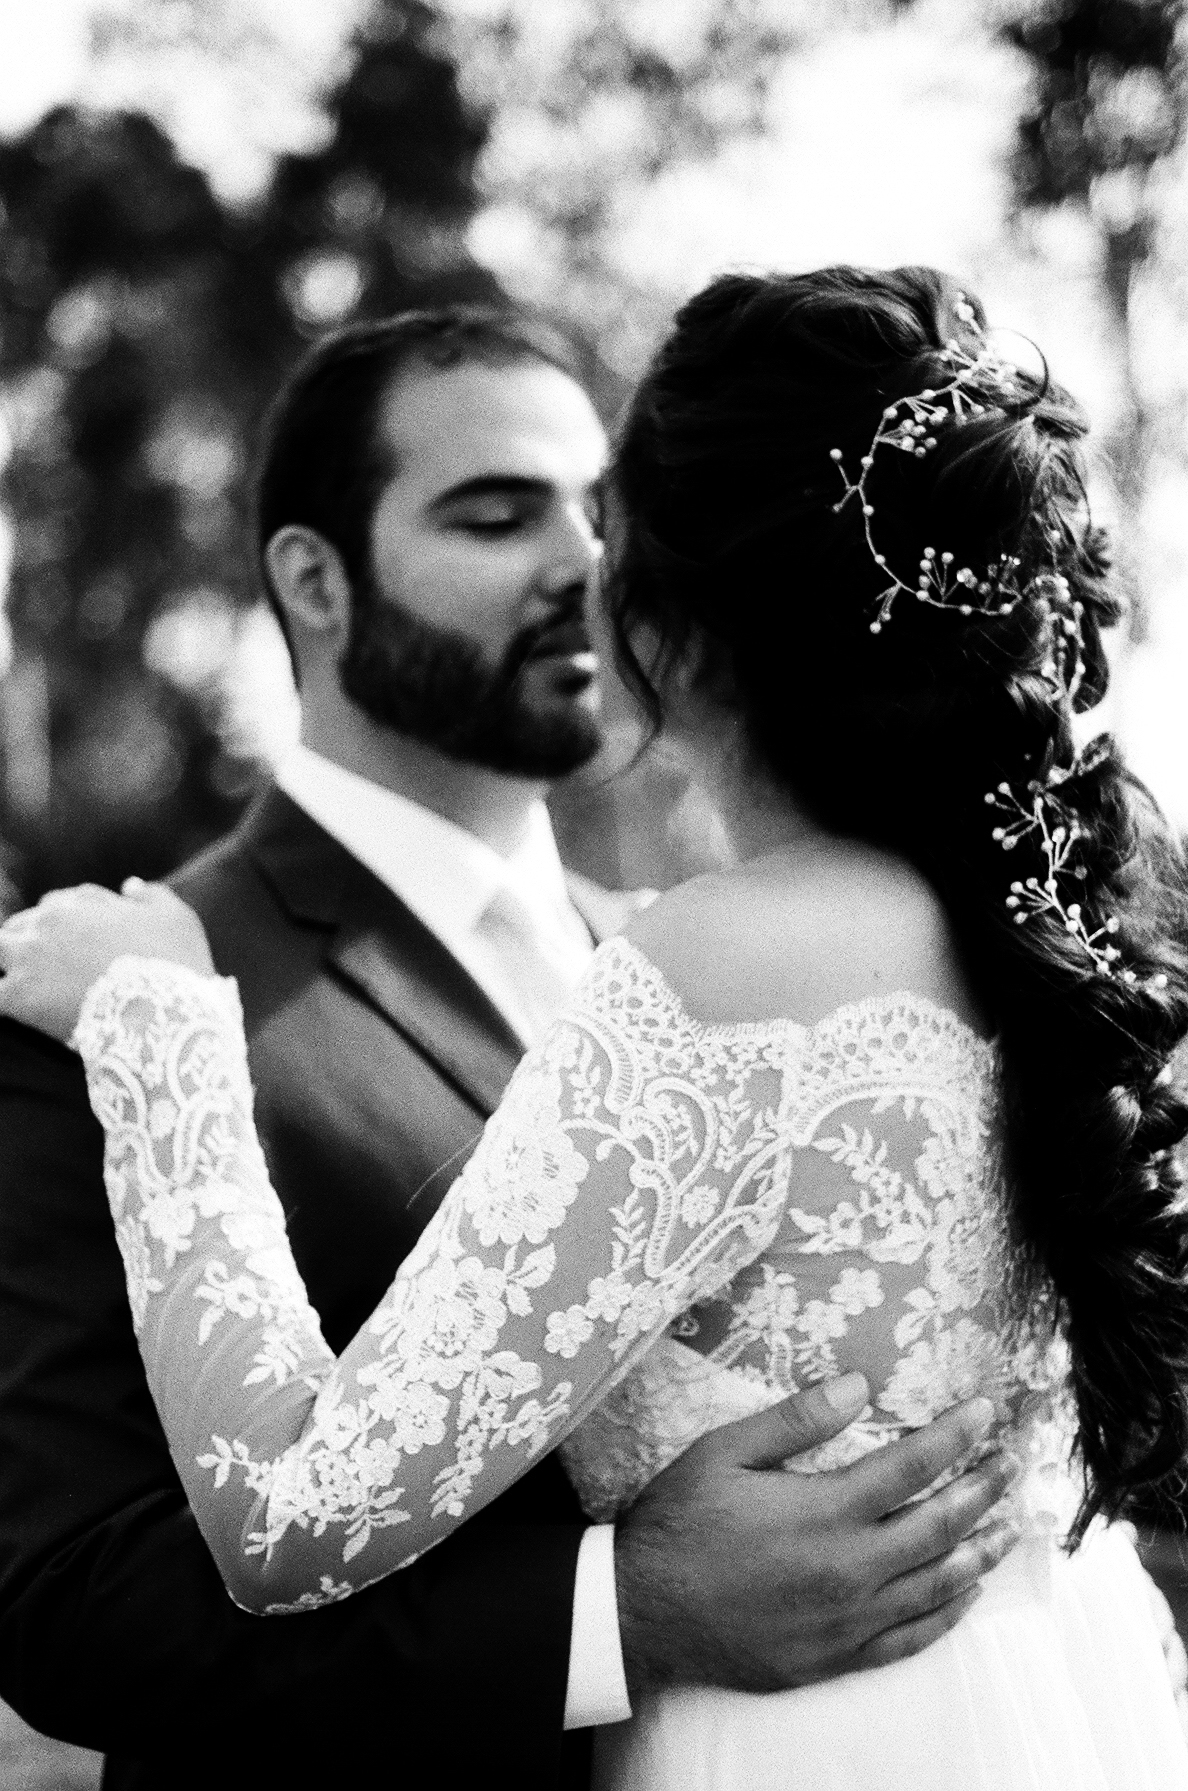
[474,883,584,1044]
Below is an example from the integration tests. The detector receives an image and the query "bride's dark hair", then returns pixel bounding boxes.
[608,265,1188,1538]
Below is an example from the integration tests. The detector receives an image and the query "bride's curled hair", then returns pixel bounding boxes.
[608,265,1188,1538]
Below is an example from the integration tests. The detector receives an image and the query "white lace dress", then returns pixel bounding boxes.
[72,941,1188,1790]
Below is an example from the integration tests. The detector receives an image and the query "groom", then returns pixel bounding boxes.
[0,309,1018,1790]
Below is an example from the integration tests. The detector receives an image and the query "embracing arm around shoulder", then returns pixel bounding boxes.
[0,871,1012,1643]
[0,999,580,1771]
[66,937,798,1613]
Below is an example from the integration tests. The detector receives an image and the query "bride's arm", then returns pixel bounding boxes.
[0,887,789,1615]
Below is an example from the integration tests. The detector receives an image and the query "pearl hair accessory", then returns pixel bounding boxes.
[830,319,1025,633]
[830,294,1153,988]
[829,294,1086,692]
[987,771,1168,989]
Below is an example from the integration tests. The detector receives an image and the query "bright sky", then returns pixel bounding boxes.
[0,0,362,201]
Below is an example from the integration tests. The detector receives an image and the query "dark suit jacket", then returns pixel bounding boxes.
[0,788,628,1790]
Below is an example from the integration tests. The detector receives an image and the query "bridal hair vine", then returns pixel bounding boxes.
[829,297,1148,985]
[828,293,1085,693]
[986,771,1168,989]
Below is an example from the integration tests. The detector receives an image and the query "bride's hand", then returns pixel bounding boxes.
[0,879,214,1044]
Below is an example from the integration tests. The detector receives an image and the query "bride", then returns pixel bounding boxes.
[3,265,1188,1789]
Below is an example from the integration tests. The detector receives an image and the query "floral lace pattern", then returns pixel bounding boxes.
[564,953,1073,1522]
[75,941,1074,1615]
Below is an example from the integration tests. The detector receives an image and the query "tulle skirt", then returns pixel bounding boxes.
[594,1526,1188,1791]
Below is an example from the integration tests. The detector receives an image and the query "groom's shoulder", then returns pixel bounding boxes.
[169,819,264,923]
[169,785,302,920]
[0,1009,82,1094]
[167,795,305,974]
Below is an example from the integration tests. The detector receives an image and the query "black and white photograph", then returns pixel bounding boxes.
[2,2,1188,1787]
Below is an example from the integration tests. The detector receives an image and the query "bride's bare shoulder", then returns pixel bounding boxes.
[623,840,986,1032]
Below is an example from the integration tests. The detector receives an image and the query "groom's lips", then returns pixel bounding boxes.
[527,618,593,660]
[508,616,598,683]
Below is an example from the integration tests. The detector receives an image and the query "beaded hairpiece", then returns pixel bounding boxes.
[829,314,1023,634]
[828,294,1086,695]
[826,297,1157,988]
[986,775,1113,977]
[987,764,1167,986]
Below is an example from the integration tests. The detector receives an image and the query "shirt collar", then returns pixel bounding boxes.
[275,742,571,944]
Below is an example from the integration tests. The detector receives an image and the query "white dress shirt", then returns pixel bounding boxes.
[276,743,631,1730]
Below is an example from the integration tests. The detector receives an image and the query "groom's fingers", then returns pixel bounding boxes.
[835,1397,997,1522]
[869,1513,1020,1637]
[866,1448,1020,1582]
[848,1583,984,1673]
[709,1373,870,1471]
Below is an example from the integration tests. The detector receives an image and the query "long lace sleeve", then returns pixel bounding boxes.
[73,950,796,1614]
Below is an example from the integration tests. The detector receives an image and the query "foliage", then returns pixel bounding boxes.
[0,0,839,899]
[999,0,1188,626]
[0,0,497,899]
[1005,0,1185,216]
[454,0,813,397]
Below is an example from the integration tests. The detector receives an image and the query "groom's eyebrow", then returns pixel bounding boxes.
[428,474,553,509]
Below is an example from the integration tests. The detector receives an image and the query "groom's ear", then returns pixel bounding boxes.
[264,526,353,644]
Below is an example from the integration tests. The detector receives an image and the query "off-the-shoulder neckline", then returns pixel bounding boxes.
[592,935,999,1060]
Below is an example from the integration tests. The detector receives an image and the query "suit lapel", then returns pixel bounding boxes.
[245,788,524,1116]
[328,873,525,1116]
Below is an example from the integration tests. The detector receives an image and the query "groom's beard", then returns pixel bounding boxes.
[339,581,604,778]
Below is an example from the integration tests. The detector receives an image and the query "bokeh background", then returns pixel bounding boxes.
[2,0,1188,1782]
[4,0,1188,906]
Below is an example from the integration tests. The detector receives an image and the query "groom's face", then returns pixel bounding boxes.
[339,357,608,778]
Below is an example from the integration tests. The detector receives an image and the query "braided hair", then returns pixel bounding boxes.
[608,265,1188,1537]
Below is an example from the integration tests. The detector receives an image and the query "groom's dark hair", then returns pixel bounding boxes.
[254,306,580,672]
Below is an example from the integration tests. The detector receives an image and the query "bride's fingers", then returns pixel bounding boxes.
[0,907,36,938]
[121,877,162,903]
[0,911,39,971]
[37,883,118,912]
[0,964,32,1017]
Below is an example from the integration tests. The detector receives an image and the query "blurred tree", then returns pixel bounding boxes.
[0,0,498,898]
[0,0,829,898]
[454,0,811,404]
[451,0,822,890]
[999,0,1188,635]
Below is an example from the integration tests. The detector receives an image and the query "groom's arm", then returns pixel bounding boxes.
[0,1019,582,1784]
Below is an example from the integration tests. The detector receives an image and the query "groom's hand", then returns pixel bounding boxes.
[614,1372,1018,1695]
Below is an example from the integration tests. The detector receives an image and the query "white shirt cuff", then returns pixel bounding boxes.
[563,1524,632,1729]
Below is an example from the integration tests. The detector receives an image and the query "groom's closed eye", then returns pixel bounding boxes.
[431,476,552,538]
[431,476,603,542]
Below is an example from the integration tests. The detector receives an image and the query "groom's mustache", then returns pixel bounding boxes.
[502,601,594,682]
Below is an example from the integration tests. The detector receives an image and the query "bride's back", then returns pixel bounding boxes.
[625,838,989,1039]
[599,262,1188,1538]
[565,852,1064,1526]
